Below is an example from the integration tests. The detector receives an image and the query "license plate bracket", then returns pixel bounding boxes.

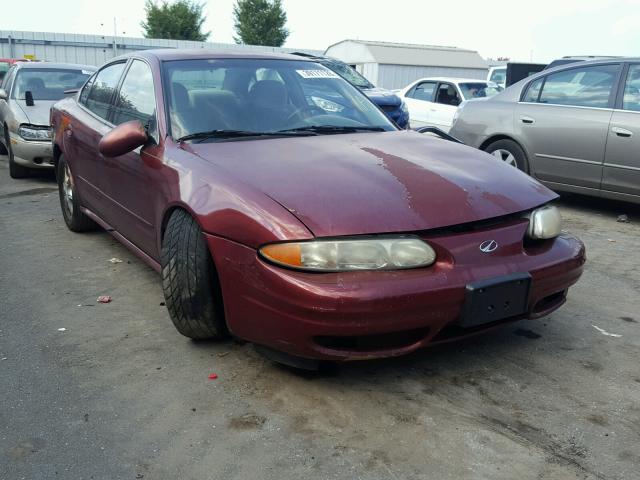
[460,273,531,328]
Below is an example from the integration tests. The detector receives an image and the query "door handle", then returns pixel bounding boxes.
[611,127,633,137]
[520,116,535,124]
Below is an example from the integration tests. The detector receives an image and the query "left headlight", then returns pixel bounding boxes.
[260,237,437,272]
[18,125,52,141]
[526,205,562,239]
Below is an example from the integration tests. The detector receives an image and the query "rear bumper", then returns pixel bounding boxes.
[206,223,585,361]
[9,132,54,168]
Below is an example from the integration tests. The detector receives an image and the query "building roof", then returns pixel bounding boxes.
[325,39,488,69]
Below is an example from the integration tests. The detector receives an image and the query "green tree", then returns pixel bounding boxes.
[233,0,289,47]
[141,0,210,41]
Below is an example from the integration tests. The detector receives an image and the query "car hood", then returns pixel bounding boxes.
[361,87,402,107]
[186,131,556,238]
[11,99,56,126]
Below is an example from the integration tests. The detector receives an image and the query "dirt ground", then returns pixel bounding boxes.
[1,157,639,480]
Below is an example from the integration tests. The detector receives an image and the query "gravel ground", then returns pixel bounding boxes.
[1,157,639,480]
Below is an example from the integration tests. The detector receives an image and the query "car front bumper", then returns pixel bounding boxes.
[206,219,585,361]
[8,132,54,169]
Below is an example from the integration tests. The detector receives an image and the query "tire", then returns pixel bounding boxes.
[6,131,30,179]
[56,154,96,232]
[484,139,529,173]
[161,209,227,340]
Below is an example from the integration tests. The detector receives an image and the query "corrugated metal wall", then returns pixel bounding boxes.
[0,30,321,66]
[376,64,489,89]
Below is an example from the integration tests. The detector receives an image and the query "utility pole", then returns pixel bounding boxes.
[113,17,118,57]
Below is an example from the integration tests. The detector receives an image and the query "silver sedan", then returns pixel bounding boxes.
[0,62,95,178]
[450,58,640,204]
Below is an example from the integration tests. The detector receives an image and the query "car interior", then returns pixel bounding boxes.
[435,84,461,106]
[166,65,374,138]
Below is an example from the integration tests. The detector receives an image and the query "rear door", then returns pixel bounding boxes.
[402,81,436,128]
[602,63,640,197]
[430,82,462,132]
[514,63,621,189]
[68,61,127,211]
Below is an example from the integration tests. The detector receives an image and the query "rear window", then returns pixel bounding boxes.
[13,68,93,101]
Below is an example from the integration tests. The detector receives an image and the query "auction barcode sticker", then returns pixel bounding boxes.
[296,69,340,79]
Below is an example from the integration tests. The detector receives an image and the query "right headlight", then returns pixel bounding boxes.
[525,205,562,239]
[259,237,436,272]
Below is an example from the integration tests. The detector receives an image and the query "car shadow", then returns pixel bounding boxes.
[556,191,640,219]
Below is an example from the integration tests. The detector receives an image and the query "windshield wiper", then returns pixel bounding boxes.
[177,129,317,142]
[278,125,387,135]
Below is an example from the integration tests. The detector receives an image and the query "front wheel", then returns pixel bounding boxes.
[56,155,96,232]
[484,139,529,173]
[161,209,227,340]
[5,131,30,179]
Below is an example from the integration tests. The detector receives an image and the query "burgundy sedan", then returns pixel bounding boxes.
[50,50,585,366]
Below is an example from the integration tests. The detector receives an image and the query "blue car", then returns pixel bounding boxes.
[293,53,410,129]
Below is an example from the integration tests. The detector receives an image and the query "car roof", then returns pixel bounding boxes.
[540,56,640,74]
[411,77,490,85]
[15,62,96,71]
[122,49,313,63]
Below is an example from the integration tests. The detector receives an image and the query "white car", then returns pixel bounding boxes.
[397,78,502,132]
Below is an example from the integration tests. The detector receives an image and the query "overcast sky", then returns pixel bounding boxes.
[4,0,640,62]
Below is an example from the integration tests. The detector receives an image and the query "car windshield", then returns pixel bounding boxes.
[489,69,506,84]
[163,58,395,140]
[459,82,503,100]
[323,59,374,89]
[13,68,92,101]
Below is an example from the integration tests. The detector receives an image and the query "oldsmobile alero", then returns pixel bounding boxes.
[50,50,585,366]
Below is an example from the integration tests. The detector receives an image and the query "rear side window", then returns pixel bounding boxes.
[85,62,126,120]
[522,77,544,102]
[112,60,156,126]
[409,81,436,101]
[537,64,619,108]
[622,64,640,112]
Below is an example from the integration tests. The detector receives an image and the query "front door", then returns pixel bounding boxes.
[99,59,161,257]
[602,63,640,198]
[514,63,621,189]
[430,82,461,132]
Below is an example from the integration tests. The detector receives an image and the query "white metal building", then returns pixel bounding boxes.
[0,30,321,66]
[325,40,488,89]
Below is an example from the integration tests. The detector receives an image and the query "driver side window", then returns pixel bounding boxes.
[112,60,157,127]
[435,83,461,106]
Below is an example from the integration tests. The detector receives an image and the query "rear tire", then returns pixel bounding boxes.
[484,139,529,173]
[161,209,227,340]
[57,154,96,232]
[6,131,30,179]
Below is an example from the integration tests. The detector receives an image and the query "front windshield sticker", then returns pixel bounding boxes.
[296,69,340,79]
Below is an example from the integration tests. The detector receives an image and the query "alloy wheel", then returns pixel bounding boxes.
[62,162,74,216]
[491,149,517,167]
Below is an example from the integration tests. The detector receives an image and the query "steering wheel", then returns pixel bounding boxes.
[285,106,326,125]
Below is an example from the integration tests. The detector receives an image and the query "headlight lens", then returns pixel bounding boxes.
[19,125,52,141]
[526,205,562,239]
[260,238,436,272]
[400,100,408,114]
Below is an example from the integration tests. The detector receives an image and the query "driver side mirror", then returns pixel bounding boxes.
[0,89,7,100]
[99,120,148,158]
